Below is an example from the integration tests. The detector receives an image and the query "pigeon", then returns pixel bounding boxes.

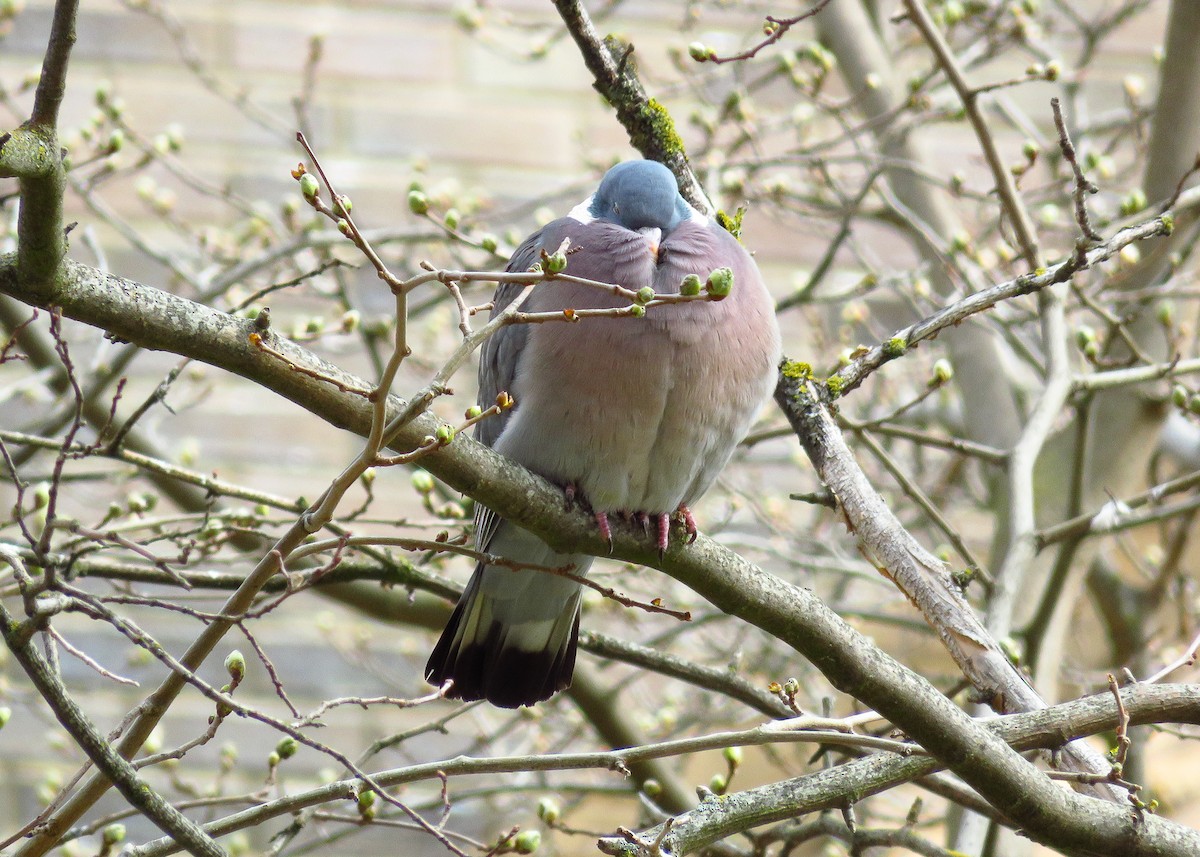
[425,160,781,707]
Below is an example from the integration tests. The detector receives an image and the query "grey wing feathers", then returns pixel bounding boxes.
[474,228,547,449]
[472,228,547,553]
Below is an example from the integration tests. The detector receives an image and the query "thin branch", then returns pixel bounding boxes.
[1052,96,1102,242]
[129,683,1200,857]
[551,0,710,213]
[0,602,226,857]
[825,212,1174,397]
[29,0,79,129]
[705,3,834,65]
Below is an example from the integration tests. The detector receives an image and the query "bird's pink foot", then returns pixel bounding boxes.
[595,511,614,554]
[677,504,698,544]
[655,513,670,555]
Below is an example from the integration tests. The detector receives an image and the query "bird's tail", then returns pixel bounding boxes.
[425,523,591,708]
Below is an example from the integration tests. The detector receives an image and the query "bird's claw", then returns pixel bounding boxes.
[595,512,614,554]
[588,503,695,556]
[677,504,698,544]
[655,513,670,557]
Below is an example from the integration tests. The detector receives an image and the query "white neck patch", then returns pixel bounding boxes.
[567,195,595,225]
[685,201,708,225]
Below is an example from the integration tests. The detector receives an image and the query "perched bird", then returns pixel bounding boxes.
[425,160,781,708]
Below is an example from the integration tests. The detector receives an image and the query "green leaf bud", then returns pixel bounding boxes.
[357,788,376,810]
[642,778,662,797]
[634,286,655,305]
[164,123,184,151]
[723,745,743,766]
[1120,189,1148,217]
[1000,636,1022,665]
[688,42,709,62]
[536,796,560,823]
[629,304,646,318]
[299,173,319,200]
[514,830,541,853]
[275,736,298,760]
[407,189,429,215]
[102,824,126,846]
[224,650,246,682]
[680,274,703,296]
[1172,385,1188,408]
[0,706,10,729]
[705,267,734,299]
[708,773,727,794]
[126,491,155,514]
[544,252,568,274]
[443,208,460,229]
[435,425,455,444]
[931,358,953,384]
[479,233,499,253]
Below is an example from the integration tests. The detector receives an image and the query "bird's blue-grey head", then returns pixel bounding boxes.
[583,161,695,233]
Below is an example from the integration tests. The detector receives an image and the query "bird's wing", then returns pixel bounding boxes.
[474,226,550,449]
[473,224,558,551]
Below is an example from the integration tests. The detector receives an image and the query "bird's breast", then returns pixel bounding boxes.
[493,220,780,514]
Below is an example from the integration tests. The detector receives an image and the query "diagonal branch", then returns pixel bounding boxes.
[0,602,225,857]
[28,0,79,129]
[551,0,710,214]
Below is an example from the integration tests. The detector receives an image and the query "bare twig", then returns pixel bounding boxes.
[705,3,834,65]
[1052,97,1102,242]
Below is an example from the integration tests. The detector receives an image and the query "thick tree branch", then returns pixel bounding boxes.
[605,683,1200,855]
[551,0,711,214]
[125,683,1200,857]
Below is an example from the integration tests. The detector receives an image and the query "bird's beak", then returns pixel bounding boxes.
[638,227,663,261]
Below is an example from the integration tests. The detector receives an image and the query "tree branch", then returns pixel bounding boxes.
[551,0,710,214]
[0,603,226,857]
